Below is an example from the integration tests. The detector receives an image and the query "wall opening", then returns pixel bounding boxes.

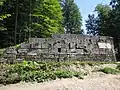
[69,43,71,49]
[58,48,61,53]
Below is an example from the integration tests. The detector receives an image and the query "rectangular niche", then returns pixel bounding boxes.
[58,48,61,53]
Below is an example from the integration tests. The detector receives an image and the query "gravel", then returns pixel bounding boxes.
[0,73,120,90]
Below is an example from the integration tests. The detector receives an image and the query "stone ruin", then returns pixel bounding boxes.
[0,34,116,63]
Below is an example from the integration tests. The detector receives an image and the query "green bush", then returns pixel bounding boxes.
[0,70,21,85]
[54,70,73,78]
[116,64,120,70]
[73,72,84,79]
[0,61,85,85]
[0,48,5,57]
[100,67,120,74]
[20,71,56,83]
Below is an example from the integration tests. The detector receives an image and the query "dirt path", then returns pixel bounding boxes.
[1,73,120,90]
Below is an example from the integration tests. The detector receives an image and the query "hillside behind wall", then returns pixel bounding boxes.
[1,34,116,63]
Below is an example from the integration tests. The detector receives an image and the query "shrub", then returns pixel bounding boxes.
[0,71,21,85]
[100,67,120,74]
[0,61,85,84]
[73,72,84,79]
[0,49,4,57]
[54,70,74,78]
[116,64,120,70]
[87,62,94,66]
[20,71,56,83]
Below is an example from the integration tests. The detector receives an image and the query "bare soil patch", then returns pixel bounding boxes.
[1,73,120,90]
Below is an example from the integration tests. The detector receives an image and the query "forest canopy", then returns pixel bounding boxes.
[0,0,82,48]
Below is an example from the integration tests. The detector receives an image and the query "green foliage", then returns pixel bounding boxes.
[0,48,5,57]
[85,14,98,35]
[54,70,73,78]
[0,72,21,85]
[100,67,120,74]
[0,14,11,21]
[0,0,33,48]
[1,61,119,84]
[0,61,85,84]
[86,1,120,39]
[86,4,111,36]
[19,71,56,83]
[85,1,120,59]
[60,0,82,34]
[73,71,85,79]
[0,0,64,48]
[32,0,64,37]
[0,64,21,84]
[0,0,6,6]
[0,0,11,31]
[116,64,120,70]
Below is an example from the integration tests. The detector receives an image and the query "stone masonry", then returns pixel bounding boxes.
[1,34,116,63]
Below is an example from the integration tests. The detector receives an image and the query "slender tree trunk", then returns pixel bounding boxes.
[29,0,32,39]
[15,0,18,44]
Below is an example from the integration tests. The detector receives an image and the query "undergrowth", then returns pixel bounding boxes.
[0,60,119,85]
[0,61,85,85]
[100,67,120,74]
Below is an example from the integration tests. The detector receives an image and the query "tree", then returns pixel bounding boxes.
[0,0,63,48]
[95,4,111,36]
[60,0,82,34]
[109,0,120,37]
[0,0,11,30]
[85,14,98,35]
[85,4,111,36]
[32,0,63,38]
[0,0,35,47]
[85,2,120,59]
[109,0,120,56]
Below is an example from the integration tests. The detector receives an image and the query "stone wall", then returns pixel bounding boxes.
[1,34,116,63]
